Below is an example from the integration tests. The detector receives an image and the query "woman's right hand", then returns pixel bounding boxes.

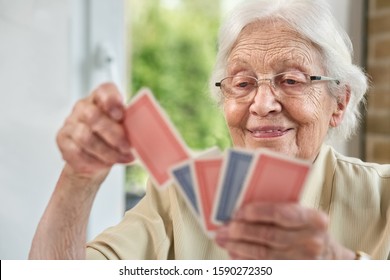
[56,82,134,180]
[29,83,135,259]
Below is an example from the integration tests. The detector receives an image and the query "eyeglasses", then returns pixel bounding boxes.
[215,71,340,102]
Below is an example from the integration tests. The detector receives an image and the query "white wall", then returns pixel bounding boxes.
[0,0,125,259]
[0,0,71,260]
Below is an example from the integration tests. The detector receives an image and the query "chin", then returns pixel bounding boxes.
[243,141,301,158]
[245,139,290,151]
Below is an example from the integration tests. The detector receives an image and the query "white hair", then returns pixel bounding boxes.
[210,0,368,140]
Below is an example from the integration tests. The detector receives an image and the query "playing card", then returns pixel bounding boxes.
[192,155,223,236]
[169,147,221,219]
[124,88,190,188]
[171,162,199,215]
[236,149,311,210]
[212,148,255,225]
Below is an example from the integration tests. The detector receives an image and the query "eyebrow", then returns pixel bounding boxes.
[226,60,252,74]
[276,59,311,73]
[279,58,308,68]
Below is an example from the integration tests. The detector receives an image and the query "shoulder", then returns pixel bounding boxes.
[319,145,390,194]
[326,145,390,179]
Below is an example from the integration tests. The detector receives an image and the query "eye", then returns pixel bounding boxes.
[232,76,256,90]
[284,78,299,85]
[237,81,250,88]
[276,72,307,87]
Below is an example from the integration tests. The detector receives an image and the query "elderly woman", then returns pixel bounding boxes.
[29,0,390,260]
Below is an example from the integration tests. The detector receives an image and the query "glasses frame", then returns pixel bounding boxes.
[215,71,340,100]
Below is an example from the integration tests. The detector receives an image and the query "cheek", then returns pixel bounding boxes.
[291,89,334,149]
[296,88,332,124]
[223,100,247,127]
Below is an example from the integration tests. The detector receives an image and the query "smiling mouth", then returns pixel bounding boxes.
[248,127,292,138]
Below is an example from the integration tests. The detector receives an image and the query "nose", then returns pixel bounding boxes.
[249,81,282,117]
[257,78,274,88]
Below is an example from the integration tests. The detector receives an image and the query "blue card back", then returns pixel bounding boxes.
[172,164,199,214]
[214,149,254,223]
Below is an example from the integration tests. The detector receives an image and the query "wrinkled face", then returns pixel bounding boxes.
[223,20,341,161]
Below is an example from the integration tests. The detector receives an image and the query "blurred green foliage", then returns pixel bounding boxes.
[125,0,231,192]
[128,0,230,149]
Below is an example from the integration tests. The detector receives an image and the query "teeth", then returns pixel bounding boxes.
[255,130,279,133]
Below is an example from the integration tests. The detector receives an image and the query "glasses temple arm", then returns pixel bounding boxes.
[310,75,340,85]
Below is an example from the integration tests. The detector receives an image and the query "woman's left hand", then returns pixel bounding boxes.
[215,202,356,259]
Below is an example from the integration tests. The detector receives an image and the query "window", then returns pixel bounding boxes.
[125,0,231,207]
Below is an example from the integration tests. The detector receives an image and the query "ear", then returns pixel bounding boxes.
[329,85,351,127]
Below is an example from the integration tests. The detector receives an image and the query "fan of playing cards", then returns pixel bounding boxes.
[124,88,312,238]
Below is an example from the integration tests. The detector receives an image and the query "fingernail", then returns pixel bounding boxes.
[110,107,123,121]
[119,153,134,163]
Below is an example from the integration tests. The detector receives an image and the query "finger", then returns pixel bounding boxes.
[222,221,329,253]
[224,222,293,249]
[73,100,131,154]
[65,122,132,166]
[91,83,125,121]
[216,223,330,260]
[234,202,328,230]
[57,129,109,174]
[225,234,329,260]
[223,241,271,260]
[225,241,296,260]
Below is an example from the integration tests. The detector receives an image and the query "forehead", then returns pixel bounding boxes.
[228,20,323,74]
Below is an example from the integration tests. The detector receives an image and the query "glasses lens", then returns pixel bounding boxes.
[218,72,312,100]
[273,72,310,95]
[221,76,257,100]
